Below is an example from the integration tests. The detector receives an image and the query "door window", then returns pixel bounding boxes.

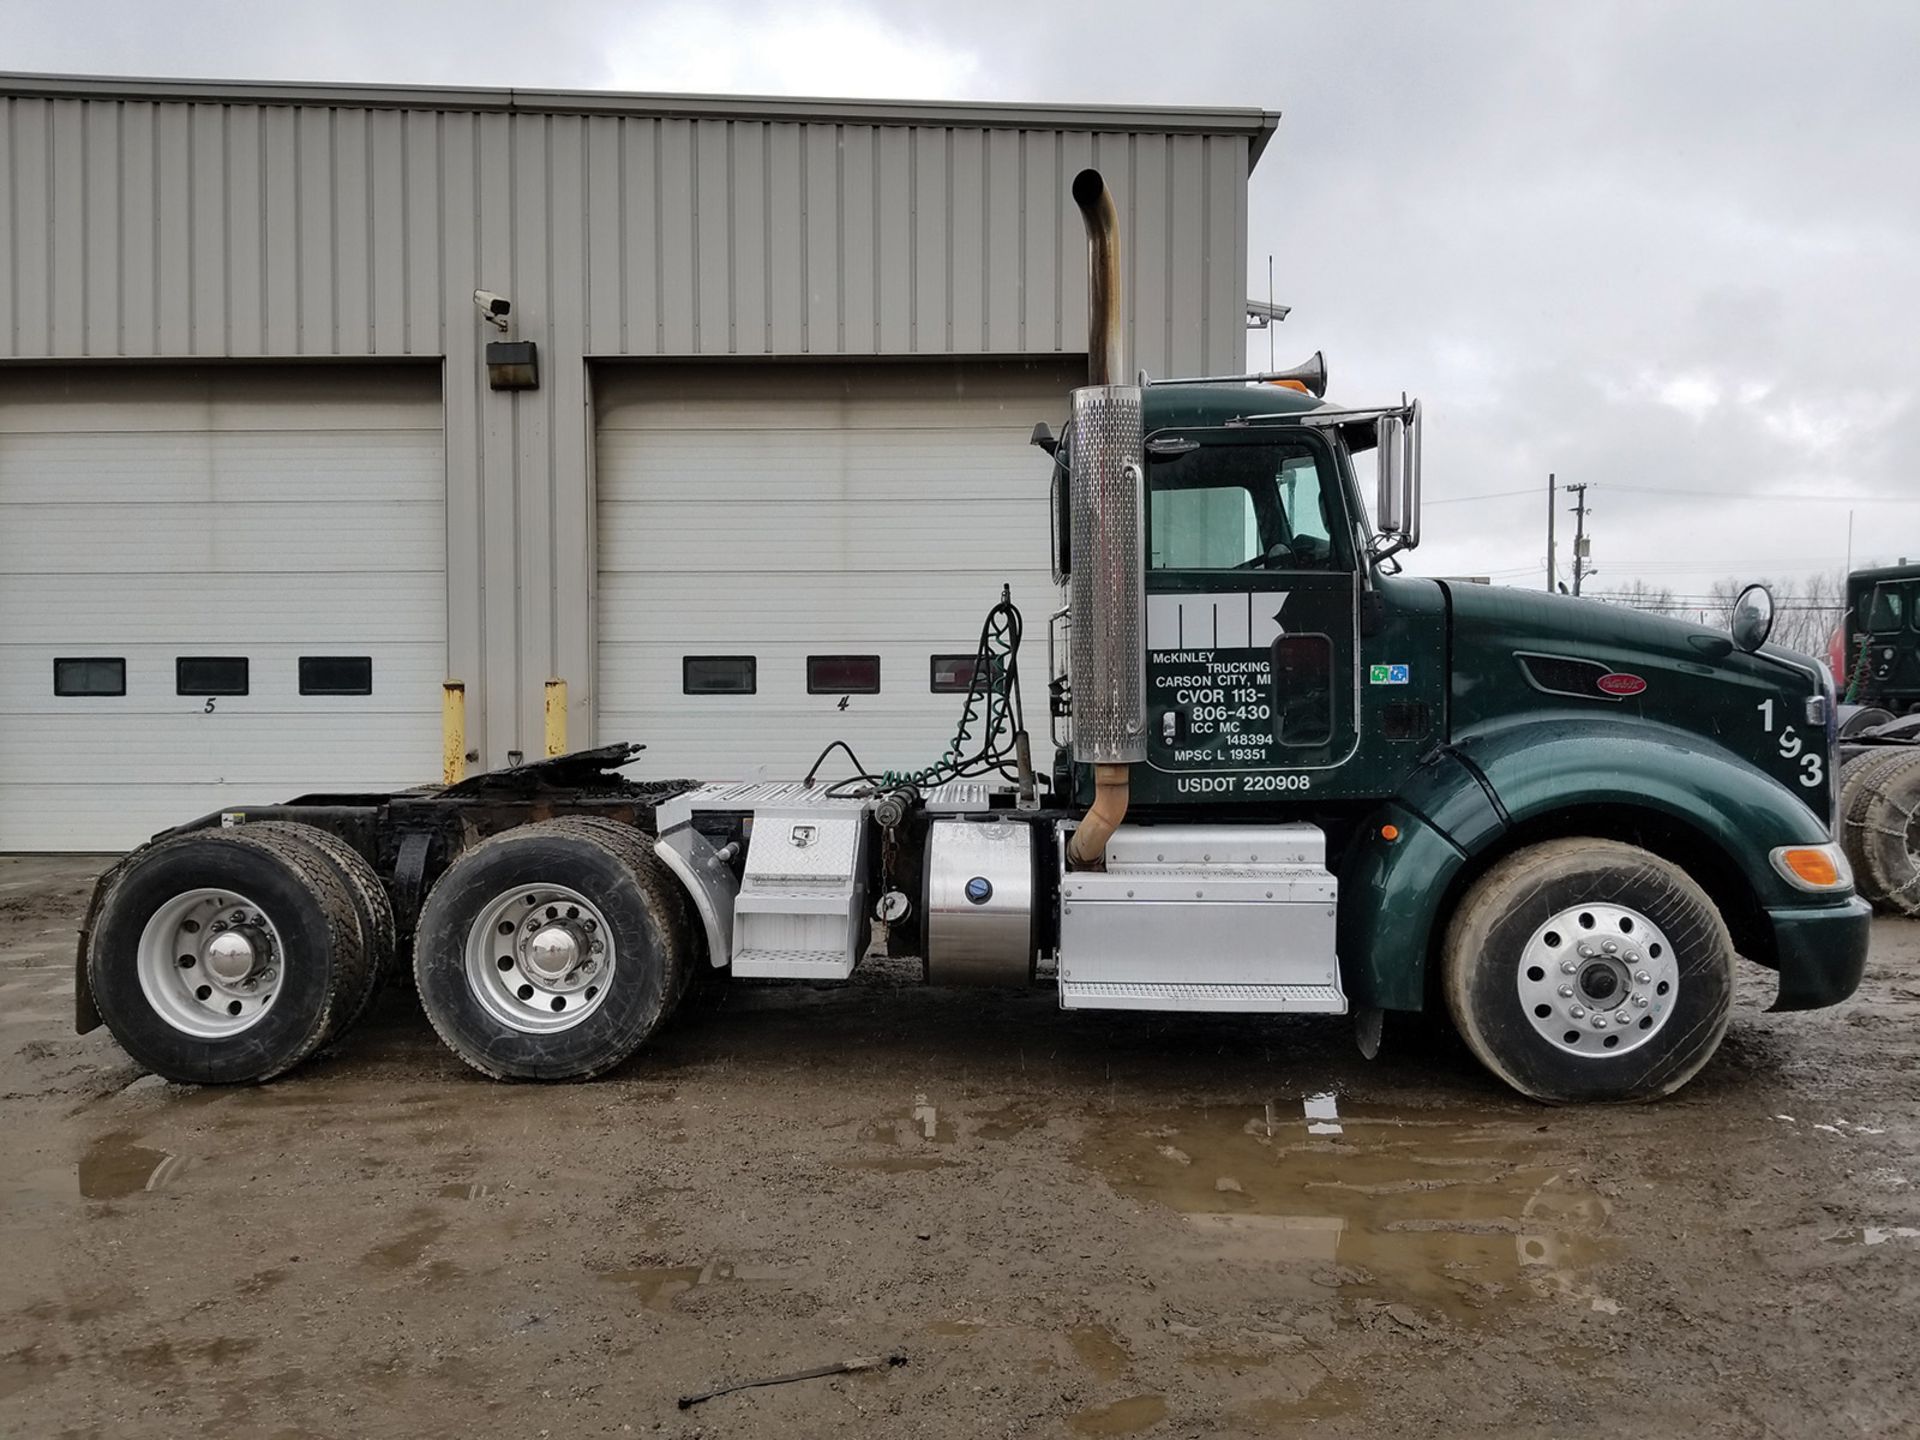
[1147,441,1344,571]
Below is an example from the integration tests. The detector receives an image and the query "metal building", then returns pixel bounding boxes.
[0,73,1275,850]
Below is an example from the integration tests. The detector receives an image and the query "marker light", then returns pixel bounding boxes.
[1769,844,1852,892]
[1380,824,1400,842]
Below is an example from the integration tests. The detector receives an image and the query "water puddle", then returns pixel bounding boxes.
[78,1134,190,1198]
[836,1155,959,1173]
[601,1259,806,1313]
[1067,1324,1131,1381]
[1068,1394,1166,1436]
[1827,1225,1920,1246]
[1075,1105,1615,1322]
[1237,1375,1363,1426]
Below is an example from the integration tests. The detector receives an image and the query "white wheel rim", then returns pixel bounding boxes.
[1514,901,1679,1058]
[136,888,285,1039]
[464,883,616,1034]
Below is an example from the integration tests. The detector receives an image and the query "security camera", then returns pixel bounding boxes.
[473,290,512,331]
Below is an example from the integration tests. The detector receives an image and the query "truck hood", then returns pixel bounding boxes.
[1442,582,1834,822]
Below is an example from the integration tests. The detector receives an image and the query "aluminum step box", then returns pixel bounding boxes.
[1055,822,1345,1014]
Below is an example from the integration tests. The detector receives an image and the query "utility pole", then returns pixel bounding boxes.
[1567,482,1592,597]
[1546,472,1557,592]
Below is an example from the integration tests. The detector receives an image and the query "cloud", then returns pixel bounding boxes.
[599,2,985,99]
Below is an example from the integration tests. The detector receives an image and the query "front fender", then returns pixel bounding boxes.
[1339,718,1840,1011]
[1455,716,1831,908]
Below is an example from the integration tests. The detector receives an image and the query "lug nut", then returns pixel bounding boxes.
[583,918,598,933]
[1569,1005,1587,1019]
[1578,944,1595,958]
[1557,985,1575,998]
[1635,971,1652,985]
[1602,940,1619,955]
[1633,994,1650,1009]
[1626,951,1641,964]
[1615,1010,1632,1026]
[1591,1015,1608,1029]
[1561,960,1579,974]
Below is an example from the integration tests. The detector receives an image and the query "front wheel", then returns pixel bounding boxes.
[1442,838,1734,1104]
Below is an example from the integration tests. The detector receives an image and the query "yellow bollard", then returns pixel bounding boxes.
[442,681,467,785]
[544,678,568,758]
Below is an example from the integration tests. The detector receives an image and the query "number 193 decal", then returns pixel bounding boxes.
[1756,698,1825,789]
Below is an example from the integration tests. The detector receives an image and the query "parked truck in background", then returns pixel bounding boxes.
[1828,562,1920,916]
[73,170,1872,1105]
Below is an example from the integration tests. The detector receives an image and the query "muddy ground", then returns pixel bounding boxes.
[3,852,1919,1438]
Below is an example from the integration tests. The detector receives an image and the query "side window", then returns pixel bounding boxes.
[1150,486,1260,569]
[1868,585,1905,634]
[299,656,373,696]
[54,658,125,696]
[683,656,756,695]
[177,657,249,696]
[1148,441,1346,571]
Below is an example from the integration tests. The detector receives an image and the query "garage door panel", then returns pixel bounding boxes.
[597,431,1045,504]
[0,643,446,713]
[0,430,445,505]
[0,714,439,786]
[597,499,1050,573]
[1,574,443,645]
[600,572,1052,644]
[595,360,1068,779]
[1,365,446,850]
[0,366,444,432]
[596,360,1082,429]
[0,501,442,574]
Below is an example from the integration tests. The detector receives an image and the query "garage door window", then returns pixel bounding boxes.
[808,655,881,694]
[299,656,373,696]
[684,656,757,695]
[177,657,250,696]
[54,658,126,697]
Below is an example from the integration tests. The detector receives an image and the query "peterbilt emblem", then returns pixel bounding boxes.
[1597,673,1648,697]
[789,824,817,848]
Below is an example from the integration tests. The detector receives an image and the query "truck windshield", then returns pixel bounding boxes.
[1147,440,1341,571]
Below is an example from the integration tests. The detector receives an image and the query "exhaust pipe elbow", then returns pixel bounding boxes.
[1067,764,1131,869]
[1072,168,1124,387]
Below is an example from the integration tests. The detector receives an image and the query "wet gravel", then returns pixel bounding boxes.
[3,853,1918,1438]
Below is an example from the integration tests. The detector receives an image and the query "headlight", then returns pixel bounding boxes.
[1769,843,1853,893]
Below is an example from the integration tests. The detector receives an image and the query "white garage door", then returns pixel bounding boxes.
[0,366,446,851]
[596,360,1079,783]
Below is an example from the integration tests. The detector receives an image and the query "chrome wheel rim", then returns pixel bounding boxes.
[464,883,615,1034]
[1515,901,1678,1058]
[136,888,284,1039]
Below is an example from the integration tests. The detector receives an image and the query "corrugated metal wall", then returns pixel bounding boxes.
[0,87,1258,762]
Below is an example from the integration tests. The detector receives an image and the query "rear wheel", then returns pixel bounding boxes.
[413,819,689,1080]
[86,827,364,1084]
[237,822,395,1042]
[1842,749,1920,916]
[1443,838,1734,1104]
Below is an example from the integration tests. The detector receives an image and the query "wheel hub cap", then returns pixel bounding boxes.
[204,930,260,983]
[464,884,615,1034]
[1515,901,1679,1058]
[526,925,582,980]
[135,889,283,1039]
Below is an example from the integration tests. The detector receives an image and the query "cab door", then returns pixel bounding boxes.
[1138,428,1361,803]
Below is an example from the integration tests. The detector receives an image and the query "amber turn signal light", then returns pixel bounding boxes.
[1380,823,1400,842]
[1768,844,1850,892]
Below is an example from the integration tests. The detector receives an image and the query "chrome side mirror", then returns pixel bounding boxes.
[1373,402,1422,553]
[1731,582,1776,653]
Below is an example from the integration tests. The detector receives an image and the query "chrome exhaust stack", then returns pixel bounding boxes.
[1064,169,1145,868]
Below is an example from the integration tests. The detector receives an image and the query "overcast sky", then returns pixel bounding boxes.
[6,0,1916,606]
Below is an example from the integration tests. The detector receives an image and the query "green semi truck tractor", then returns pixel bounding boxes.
[74,170,1870,1104]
